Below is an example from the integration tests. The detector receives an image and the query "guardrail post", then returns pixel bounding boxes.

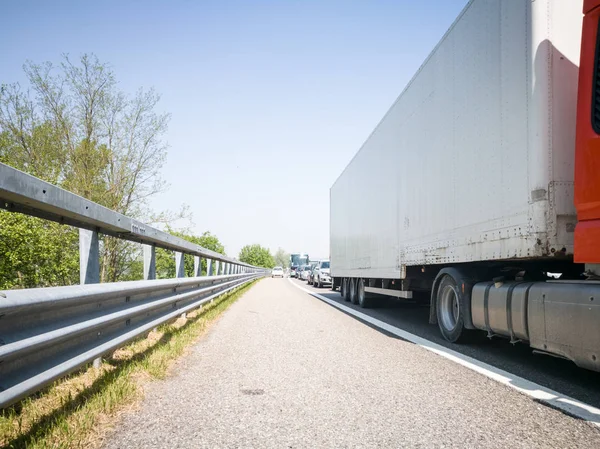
[79,229,102,368]
[215,260,221,276]
[206,258,213,276]
[79,229,99,285]
[175,252,186,318]
[194,256,202,277]
[143,244,156,280]
[175,251,185,278]
[224,262,229,275]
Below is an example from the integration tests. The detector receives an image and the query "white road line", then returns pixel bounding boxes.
[288,278,600,427]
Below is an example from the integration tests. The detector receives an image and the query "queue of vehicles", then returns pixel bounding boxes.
[273,257,331,288]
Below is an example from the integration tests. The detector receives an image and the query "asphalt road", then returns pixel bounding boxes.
[104,278,600,448]
[293,277,600,410]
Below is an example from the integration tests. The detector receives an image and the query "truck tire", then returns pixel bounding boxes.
[357,278,372,308]
[344,278,352,302]
[435,274,467,342]
[349,278,358,304]
[340,278,345,297]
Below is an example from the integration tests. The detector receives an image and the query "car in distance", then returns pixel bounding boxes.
[271,266,284,278]
[297,265,305,280]
[299,265,311,281]
[312,260,331,288]
[307,262,318,284]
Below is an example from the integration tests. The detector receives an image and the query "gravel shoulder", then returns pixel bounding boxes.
[103,278,600,448]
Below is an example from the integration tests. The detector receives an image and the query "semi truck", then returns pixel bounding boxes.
[330,0,600,372]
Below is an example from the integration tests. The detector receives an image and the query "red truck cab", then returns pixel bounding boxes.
[575,0,600,263]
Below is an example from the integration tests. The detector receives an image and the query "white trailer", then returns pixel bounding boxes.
[330,0,600,371]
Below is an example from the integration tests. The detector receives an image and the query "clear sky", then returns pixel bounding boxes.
[1,0,468,259]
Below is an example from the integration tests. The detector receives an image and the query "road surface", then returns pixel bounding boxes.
[104,278,600,448]
[297,278,600,410]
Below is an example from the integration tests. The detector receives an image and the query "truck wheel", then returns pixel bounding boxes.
[436,274,466,342]
[340,278,346,297]
[344,278,352,302]
[357,278,371,308]
[349,278,359,304]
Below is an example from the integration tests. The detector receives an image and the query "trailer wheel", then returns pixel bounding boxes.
[343,278,352,301]
[349,278,358,304]
[436,275,466,342]
[357,278,371,308]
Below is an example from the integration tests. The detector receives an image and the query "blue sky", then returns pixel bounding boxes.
[1,0,468,259]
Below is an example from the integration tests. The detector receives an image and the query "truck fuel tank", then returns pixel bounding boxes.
[471,281,534,343]
[472,279,600,371]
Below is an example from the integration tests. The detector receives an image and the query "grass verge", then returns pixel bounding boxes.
[0,279,259,449]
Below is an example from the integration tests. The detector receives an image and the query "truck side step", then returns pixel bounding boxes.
[364,286,413,299]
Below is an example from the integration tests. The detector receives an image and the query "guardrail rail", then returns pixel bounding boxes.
[0,163,266,408]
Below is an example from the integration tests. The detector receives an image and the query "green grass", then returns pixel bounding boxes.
[0,280,258,449]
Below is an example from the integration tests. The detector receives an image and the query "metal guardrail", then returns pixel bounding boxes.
[0,163,255,271]
[0,272,260,408]
[0,163,267,408]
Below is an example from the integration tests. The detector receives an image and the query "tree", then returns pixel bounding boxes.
[155,229,225,279]
[0,212,79,289]
[239,244,275,268]
[273,248,289,268]
[0,53,175,286]
[0,126,79,289]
